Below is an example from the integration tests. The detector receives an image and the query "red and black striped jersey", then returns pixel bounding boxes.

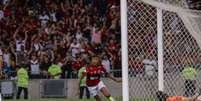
[83,65,107,86]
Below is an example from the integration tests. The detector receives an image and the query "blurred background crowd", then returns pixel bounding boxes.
[0,0,121,79]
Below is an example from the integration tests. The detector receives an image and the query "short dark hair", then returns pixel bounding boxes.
[156,91,169,101]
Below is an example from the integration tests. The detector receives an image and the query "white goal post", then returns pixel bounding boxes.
[121,0,129,101]
[121,0,201,101]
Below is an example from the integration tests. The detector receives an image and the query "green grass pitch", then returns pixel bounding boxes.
[4,99,95,101]
[3,98,157,101]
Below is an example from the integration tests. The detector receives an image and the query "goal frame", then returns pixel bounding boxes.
[121,0,165,101]
[121,0,129,101]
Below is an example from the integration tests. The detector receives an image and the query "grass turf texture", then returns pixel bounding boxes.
[4,99,95,101]
[3,98,157,101]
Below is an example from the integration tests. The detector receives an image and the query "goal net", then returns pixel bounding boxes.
[123,0,201,100]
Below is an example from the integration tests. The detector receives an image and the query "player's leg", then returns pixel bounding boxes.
[88,85,101,101]
[16,87,23,99]
[97,81,115,101]
[100,87,116,101]
[94,94,102,101]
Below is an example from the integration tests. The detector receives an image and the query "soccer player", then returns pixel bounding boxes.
[79,56,121,101]
[156,90,201,101]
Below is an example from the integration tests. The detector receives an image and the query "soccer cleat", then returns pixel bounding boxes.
[109,96,116,101]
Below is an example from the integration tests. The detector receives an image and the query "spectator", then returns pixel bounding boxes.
[2,61,13,78]
[2,48,11,68]
[106,38,120,70]
[129,57,143,77]
[13,27,28,52]
[50,9,57,22]
[32,37,43,52]
[29,55,40,78]
[0,6,4,20]
[63,52,73,78]
[72,54,84,71]
[101,55,111,73]
[40,55,51,78]
[143,56,157,78]
[91,27,102,44]
[10,42,31,66]
[70,39,81,58]
[40,54,51,70]
[75,27,83,41]
[0,0,121,79]
[0,46,3,69]
[38,11,50,27]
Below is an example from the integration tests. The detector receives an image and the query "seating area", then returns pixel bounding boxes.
[0,0,121,79]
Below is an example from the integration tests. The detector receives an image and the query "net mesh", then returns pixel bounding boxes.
[150,0,201,10]
[128,0,201,99]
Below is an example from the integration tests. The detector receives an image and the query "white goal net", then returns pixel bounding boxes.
[124,0,201,100]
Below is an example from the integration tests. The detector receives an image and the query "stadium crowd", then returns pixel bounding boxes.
[0,0,121,79]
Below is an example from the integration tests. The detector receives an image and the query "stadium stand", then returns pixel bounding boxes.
[0,0,121,79]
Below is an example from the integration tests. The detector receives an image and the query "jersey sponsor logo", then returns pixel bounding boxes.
[89,77,99,80]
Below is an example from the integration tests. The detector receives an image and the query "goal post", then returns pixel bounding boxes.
[157,8,164,92]
[122,0,201,101]
[121,0,129,101]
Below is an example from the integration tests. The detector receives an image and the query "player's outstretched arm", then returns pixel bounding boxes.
[107,73,122,83]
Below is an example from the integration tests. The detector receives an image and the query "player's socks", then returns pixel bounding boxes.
[108,96,116,101]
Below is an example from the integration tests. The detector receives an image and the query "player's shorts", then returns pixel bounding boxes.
[87,81,106,97]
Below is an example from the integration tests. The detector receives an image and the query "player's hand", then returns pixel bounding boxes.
[116,79,122,83]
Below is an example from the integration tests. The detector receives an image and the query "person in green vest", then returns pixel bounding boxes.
[16,62,29,99]
[78,66,90,99]
[48,61,62,79]
[182,65,198,97]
